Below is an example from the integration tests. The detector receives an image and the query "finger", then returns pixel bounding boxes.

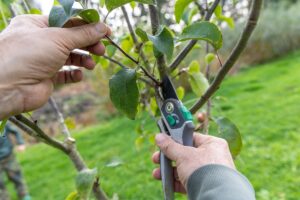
[66,54,96,70]
[54,22,109,50]
[152,151,160,164]
[155,134,186,162]
[193,133,214,147]
[53,69,83,84]
[85,42,106,56]
[152,168,161,180]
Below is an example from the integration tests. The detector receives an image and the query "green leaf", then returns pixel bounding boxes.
[78,9,100,23]
[205,53,216,64]
[176,86,185,100]
[148,27,174,60]
[48,6,80,27]
[105,157,123,168]
[65,191,79,200]
[214,5,235,29]
[174,0,194,23]
[182,6,198,25]
[0,119,7,136]
[65,117,76,130]
[58,0,74,15]
[29,8,42,14]
[188,61,209,97]
[150,97,158,116]
[178,21,223,50]
[105,0,154,11]
[214,5,223,18]
[135,28,149,42]
[213,117,243,158]
[109,68,139,120]
[76,168,97,200]
[99,0,105,7]
[49,5,99,27]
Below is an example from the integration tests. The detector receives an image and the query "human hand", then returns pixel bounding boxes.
[16,144,26,152]
[152,133,235,193]
[0,15,111,119]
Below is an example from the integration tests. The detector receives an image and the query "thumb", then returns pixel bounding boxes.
[155,134,186,162]
[56,22,108,50]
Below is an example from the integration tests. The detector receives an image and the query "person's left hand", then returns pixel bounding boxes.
[0,15,111,119]
[16,144,26,152]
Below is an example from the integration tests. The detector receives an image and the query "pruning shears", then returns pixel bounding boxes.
[156,76,195,200]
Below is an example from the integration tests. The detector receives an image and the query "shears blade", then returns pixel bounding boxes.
[161,76,179,100]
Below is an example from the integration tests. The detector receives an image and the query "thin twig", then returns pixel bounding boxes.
[105,35,139,65]
[216,51,223,67]
[190,0,263,113]
[139,66,160,85]
[48,97,75,144]
[121,6,150,69]
[169,0,221,72]
[103,55,126,69]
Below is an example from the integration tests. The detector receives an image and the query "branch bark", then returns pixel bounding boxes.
[190,0,263,113]
[169,0,221,72]
[11,113,108,200]
[14,114,69,153]
[149,5,167,79]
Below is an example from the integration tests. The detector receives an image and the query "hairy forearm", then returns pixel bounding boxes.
[0,84,23,120]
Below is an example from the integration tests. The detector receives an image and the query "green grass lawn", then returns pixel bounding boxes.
[8,51,300,200]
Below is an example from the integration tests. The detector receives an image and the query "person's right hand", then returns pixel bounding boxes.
[0,15,110,119]
[152,133,236,193]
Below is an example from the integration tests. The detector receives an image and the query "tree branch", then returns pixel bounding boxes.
[190,0,263,113]
[14,114,69,153]
[169,0,221,72]
[121,6,150,69]
[48,97,75,144]
[149,5,167,79]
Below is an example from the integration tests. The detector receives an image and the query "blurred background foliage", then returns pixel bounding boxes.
[0,0,300,199]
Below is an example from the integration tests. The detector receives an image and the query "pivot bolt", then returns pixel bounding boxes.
[166,102,174,113]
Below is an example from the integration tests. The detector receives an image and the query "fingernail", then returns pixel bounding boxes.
[155,134,167,145]
[95,23,108,34]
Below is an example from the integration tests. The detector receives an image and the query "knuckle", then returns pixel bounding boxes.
[217,138,229,149]
[82,26,97,44]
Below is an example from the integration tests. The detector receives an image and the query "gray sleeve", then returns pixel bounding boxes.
[187,164,255,200]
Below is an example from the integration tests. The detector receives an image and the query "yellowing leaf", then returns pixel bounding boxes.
[65,191,79,200]
[205,53,216,64]
[176,86,185,100]
[187,61,209,97]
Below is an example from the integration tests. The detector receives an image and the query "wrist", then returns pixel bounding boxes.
[0,84,23,120]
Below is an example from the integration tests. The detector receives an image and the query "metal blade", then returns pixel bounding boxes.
[161,76,179,100]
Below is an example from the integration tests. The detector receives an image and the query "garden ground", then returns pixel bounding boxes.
[6,50,300,200]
